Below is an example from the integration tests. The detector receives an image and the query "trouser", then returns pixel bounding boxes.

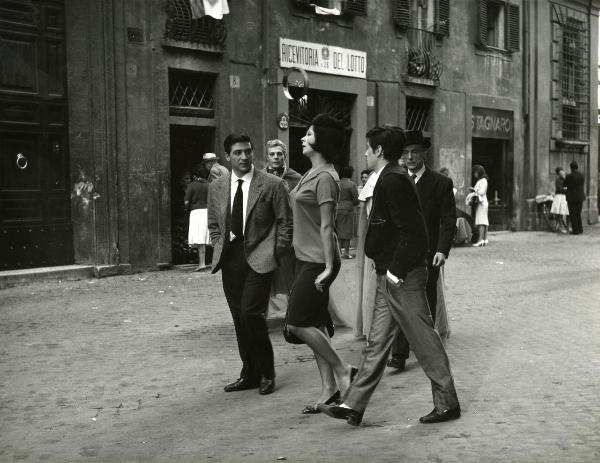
[344,268,459,414]
[221,239,275,381]
[567,201,583,234]
[390,263,439,360]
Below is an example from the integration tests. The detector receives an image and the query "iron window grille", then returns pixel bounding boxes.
[405,97,431,134]
[404,27,444,83]
[551,3,589,143]
[164,0,226,50]
[169,69,216,118]
[477,0,520,53]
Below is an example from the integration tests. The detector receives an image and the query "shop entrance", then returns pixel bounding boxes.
[169,125,214,265]
[471,138,513,230]
[288,89,355,174]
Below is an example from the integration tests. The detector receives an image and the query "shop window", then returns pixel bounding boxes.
[405,97,431,134]
[168,69,216,118]
[392,0,449,36]
[292,0,368,17]
[164,0,226,50]
[477,0,519,52]
[551,3,589,143]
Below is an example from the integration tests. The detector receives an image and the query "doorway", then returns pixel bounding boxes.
[471,138,513,230]
[169,125,214,265]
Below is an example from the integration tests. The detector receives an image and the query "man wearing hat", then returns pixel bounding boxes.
[387,130,456,371]
[202,152,229,182]
[564,161,586,234]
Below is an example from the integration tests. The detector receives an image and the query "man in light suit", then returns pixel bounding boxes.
[318,125,459,425]
[388,130,456,370]
[207,133,293,395]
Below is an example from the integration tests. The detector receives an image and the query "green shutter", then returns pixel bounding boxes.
[478,0,488,46]
[392,0,410,29]
[507,3,520,52]
[435,0,450,36]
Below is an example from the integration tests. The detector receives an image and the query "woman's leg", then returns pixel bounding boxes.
[197,244,206,268]
[289,324,354,396]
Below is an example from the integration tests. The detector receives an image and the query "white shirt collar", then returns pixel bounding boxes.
[408,164,426,182]
[231,166,254,186]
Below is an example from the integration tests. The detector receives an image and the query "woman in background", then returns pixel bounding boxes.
[550,166,569,233]
[336,165,359,259]
[184,164,210,270]
[470,164,489,247]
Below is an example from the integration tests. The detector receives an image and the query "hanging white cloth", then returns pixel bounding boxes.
[202,0,230,19]
[314,0,341,15]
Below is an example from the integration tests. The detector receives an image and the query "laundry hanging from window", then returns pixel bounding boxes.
[314,0,342,16]
[189,0,230,19]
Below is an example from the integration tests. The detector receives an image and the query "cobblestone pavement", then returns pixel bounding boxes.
[1,227,599,463]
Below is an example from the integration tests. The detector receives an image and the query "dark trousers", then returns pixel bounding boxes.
[568,201,583,234]
[390,262,438,361]
[221,239,275,381]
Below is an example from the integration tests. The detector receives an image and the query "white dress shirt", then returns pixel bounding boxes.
[229,167,254,241]
[358,165,385,216]
[407,164,426,184]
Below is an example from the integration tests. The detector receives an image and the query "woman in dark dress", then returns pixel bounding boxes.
[287,114,356,414]
[336,165,359,259]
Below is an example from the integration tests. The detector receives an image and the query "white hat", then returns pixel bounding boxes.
[202,152,218,162]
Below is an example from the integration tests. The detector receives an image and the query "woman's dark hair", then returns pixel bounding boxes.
[555,166,564,175]
[361,169,373,177]
[310,113,345,163]
[365,125,405,163]
[193,163,209,179]
[223,133,253,154]
[472,164,488,180]
[340,165,354,178]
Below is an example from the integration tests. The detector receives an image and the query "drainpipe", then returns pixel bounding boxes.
[260,0,269,167]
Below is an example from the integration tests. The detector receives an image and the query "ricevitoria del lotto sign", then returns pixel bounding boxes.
[279,38,367,79]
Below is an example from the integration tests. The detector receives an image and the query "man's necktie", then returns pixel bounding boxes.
[231,179,244,239]
[411,173,417,184]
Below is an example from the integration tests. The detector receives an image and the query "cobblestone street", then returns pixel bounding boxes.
[1,228,600,463]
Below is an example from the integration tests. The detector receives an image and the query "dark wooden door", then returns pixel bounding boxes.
[0,0,72,270]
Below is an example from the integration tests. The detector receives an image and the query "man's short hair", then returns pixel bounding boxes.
[224,133,253,154]
[570,161,578,170]
[366,125,405,163]
[311,113,345,164]
[266,139,287,157]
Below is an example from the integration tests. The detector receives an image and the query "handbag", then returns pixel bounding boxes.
[468,194,480,207]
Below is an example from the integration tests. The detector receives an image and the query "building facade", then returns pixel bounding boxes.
[1,0,598,271]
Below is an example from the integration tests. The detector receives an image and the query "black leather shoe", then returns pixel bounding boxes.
[258,376,275,395]
[317,404,363,426]
[419,407,461,423]
[223,378,258,392]
[386,358,406,371]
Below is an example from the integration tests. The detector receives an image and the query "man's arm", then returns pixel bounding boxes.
[271,180,293,258]
[207,181,222,246]
[434,177,457,265]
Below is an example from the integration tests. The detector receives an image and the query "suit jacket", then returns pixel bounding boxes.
[365,163,429,279]
[207,168,293,274]
[415,167,456,259]
[564,171,586,203]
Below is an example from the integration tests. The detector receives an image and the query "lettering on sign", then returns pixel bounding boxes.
[279,38,367,79]
[471,107,513,140]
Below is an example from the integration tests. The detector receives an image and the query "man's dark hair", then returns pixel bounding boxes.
[310,113,345,163]
[365,125,405,163]
[224,133,253,154]
[570,161,578,170]
[340,165,354,178]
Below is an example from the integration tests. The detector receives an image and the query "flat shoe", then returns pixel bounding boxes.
[301,390,340,414]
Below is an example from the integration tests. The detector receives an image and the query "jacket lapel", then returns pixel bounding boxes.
[219,173,231,227]
[246,170,264,219]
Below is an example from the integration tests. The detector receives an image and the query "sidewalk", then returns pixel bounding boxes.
[1,227,599,462]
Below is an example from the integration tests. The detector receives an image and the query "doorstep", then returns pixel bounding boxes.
[0,264,132,289]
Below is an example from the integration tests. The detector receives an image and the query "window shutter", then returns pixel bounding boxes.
[343,0,368,16]
[392,0,410,29]
[507,3,520,52]
[435,0,450,36]
[478,0,488,46]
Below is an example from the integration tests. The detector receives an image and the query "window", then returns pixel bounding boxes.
[168,69,216,118]
[292,0,367,17]
[551,3,589,142]
[392,0,449,36]
[164,0,226,49]
[477,0,519,52]
[405,97,432,134]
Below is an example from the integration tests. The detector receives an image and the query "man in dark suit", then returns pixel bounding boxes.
[388,130,457,371]
[564,161,586,235]
[207,133,293,395]
[318,125,460,425]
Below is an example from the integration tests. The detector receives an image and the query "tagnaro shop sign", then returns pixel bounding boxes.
[471,107,513,140]
[279,38,367,79]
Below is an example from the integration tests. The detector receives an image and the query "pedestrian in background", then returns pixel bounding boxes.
[207,133,293,395]
[387,130,456,371]
[564,161,586,235]
[469,164,489,247]
[336,165,359,259]
[357,169,372,195]
[550,167,569,234]
[202,152,228,182]
[319,125,460,426]
[286,114,356,414]
[184,164,210,271]
[264,139,300,315]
